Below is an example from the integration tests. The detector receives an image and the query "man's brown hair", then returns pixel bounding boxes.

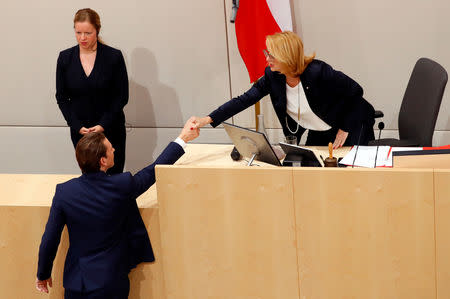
[75,132,107,173]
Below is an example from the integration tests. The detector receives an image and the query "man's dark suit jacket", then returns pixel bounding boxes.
[209,60,375,144]
[37,142,184,292]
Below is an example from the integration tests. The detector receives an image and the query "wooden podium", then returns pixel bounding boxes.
[1,144,450,298]
[156,165,436,299]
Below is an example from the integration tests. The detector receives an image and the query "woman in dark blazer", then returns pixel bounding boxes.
[194,31,375,148]
[56,8,128,173]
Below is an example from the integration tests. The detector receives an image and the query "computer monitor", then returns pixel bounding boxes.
[222,122,281,166]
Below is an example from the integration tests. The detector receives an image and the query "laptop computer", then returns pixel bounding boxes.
[222,122,281,166]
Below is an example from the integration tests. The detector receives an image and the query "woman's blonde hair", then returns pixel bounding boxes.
[266,31,315,77]
[74,8,103,44]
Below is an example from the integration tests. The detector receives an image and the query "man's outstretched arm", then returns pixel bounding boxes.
[132,117,200,198]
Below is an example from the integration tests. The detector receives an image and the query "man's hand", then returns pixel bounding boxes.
[333,129,348,149]
[36,277,52,293]
[88,125,105,133]
[191,116,212,129]
[79,127,90,135]
[179,117,200,143]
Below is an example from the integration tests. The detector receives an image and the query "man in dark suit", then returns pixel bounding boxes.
[35,118,199,298]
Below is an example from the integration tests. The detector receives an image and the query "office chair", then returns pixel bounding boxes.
[369,57,448,147]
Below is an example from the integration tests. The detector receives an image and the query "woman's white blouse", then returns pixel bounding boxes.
[286,82,331,131]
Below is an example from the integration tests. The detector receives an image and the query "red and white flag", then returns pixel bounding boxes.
[235,0,293,82]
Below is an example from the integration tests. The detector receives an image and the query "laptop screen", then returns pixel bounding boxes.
[223,122,281,166]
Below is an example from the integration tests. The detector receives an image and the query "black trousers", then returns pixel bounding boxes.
[64,277,130,299]
[70,125,126,174]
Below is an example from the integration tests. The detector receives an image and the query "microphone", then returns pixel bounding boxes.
[351,123,364,168]
[373,121,385,168]
[230,146,241,161]
[230,0,239,23]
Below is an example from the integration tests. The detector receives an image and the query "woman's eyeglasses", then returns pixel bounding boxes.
[263,49,275,59]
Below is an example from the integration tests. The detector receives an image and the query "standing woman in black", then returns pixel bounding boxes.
[56,8,128,174]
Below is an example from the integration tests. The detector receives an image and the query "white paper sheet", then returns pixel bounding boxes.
[339,146,391,168]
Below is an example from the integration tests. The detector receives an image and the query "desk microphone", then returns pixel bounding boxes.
[230,146,241,161]
[230,0,239,23]
[351,123,364,168]
[373,121,385,168]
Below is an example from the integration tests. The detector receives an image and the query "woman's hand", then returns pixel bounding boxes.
[79,127,90,135]
[192,116,212,129]
[88,125,105,133]
[333,129,348,149]
[80,125,104,135]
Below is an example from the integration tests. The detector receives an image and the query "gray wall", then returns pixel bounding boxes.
[1,0,449,173]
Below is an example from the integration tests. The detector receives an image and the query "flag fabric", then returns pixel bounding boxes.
[235,0,293,82]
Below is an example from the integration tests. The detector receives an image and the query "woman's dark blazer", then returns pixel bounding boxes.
[209,60,375,141]
[55,42,128,135]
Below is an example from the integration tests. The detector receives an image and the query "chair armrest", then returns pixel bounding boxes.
[374,110,384,118]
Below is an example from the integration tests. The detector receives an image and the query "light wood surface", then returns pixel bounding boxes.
[435,170,450,299]
[293,168,435,299]
[2,144,450,298]
[156,166,300,299]
[0,173,158,208]
[177,143,350,167]
[0,173,162,298]
[0,206,67,299]
[0,144,253,298]
[0,206,164,299]
[394,152,450,169]
[156,165,438,299]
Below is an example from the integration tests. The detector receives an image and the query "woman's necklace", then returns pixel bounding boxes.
[285,81,301,134]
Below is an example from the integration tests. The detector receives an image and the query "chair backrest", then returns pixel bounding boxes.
[398,57,448,147]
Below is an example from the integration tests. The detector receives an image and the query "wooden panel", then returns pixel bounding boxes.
[0,205,164,298]
[0,174,77,206]
[0,173,164,298]
[0,206,67,299]
[393,153,450,169]
[435,170,450,299]
[129,207,166,299]
[156,166,299,299]
[293,168,435,299]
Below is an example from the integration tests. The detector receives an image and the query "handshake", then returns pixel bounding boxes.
[178,116,213,143]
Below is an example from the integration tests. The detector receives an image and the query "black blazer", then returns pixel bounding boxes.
[37,142,184,292]
[209,60,375,138]
[56,42,128,133]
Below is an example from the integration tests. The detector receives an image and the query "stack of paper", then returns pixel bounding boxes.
[340,145,450,168]
[339,146,391,168]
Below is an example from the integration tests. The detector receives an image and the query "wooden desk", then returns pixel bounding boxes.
[0,144,258,298]
[1,144,447,299]
[155,144,446,299]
